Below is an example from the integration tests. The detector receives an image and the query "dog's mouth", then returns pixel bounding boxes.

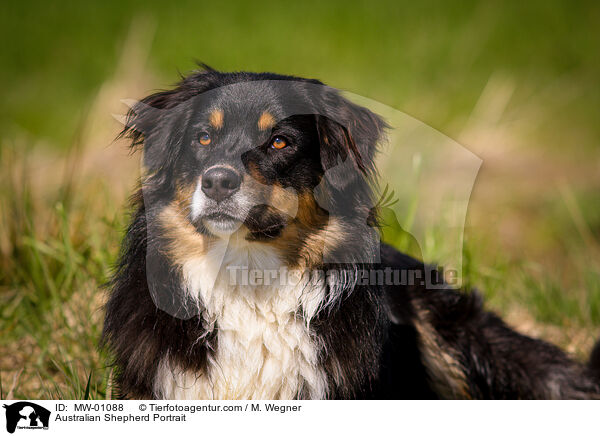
[204,212,237,221]
[193,206,289,240]
[200,212,243,235]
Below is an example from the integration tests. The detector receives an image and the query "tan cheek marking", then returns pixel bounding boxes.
[268,183,299,218]
[244,167,297,215]
[159,182,210,264]
[159,203,209,265]
[258,111,276,131]
[246,162,268,184]
[255,192,336,268]
[209,109,224,129]
[174,179,195,205]
[301,217,345,266]
[295,193,327,228]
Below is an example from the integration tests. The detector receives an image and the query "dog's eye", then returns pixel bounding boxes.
[270,136,287,150]
[198,132,211,146]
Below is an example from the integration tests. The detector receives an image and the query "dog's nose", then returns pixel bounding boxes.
[201,166,241,202]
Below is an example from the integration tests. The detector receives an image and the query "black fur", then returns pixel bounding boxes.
[102,67,600,399]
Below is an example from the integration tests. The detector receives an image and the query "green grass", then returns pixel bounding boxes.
[1,0,600,398]
[0,145,122,399]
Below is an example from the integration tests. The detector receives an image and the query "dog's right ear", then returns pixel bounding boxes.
[118,89,189,176]
[116,68,220,177]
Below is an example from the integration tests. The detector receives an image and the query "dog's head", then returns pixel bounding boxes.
[123,68,385,268]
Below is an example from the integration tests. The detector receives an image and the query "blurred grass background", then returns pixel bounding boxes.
[1,0,599,398]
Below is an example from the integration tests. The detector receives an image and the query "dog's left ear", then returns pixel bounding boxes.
[316,90,386,189]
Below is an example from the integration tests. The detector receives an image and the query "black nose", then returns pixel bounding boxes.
[201,166,241,202]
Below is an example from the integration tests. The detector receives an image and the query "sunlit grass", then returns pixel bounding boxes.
[0,145,122,399]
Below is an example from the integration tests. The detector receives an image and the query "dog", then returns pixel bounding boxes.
[102,66,600,399]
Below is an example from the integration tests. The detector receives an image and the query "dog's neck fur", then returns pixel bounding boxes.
[153,234,329,399]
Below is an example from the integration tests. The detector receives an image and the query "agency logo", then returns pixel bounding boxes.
[2,402,50,433]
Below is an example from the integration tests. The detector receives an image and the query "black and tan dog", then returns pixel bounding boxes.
[102,66,600,399]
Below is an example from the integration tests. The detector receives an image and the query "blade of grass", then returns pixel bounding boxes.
[84,370,93,400]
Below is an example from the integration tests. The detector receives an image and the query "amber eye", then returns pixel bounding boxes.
[270,136,287,149]
[198,131,211,146]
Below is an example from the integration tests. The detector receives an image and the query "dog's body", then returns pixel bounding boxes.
[102,68,600,399]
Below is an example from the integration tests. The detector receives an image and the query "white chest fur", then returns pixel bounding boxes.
[153,238,329,400]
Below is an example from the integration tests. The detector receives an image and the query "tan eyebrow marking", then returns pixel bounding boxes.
[258,111,276,131]
[209,109,224,129]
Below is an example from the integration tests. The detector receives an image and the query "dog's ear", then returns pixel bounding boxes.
[118,68,219,179]
[119,84,193,179]
[316,90,386,189]
[116,69,223,195]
